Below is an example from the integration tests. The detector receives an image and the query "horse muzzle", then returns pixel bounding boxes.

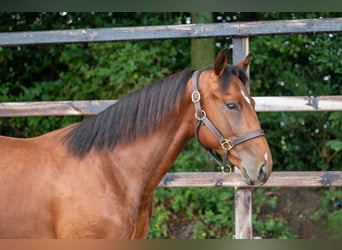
[241,161,271,186]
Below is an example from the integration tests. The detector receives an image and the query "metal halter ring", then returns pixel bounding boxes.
[221,165,232,175]
[195,110,206,121]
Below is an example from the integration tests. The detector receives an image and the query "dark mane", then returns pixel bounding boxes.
[220,64,249,91]
[63,69,195,158]
[62,63,248,158]
[199,64,249,91]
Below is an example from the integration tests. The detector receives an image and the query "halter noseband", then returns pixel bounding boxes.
[191,70,265,174]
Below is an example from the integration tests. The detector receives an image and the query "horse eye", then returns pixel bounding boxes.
[227,103,239,110]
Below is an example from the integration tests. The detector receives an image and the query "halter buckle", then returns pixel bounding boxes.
[220,139,233,151]
[191,91,201,103]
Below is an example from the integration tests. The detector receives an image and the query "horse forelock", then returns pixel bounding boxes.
[219,65,249,91]
[62,69,195,158]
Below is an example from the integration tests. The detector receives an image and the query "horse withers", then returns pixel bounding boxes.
[0,49,272,238]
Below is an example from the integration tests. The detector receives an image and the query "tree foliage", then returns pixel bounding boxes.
[0,12,341,239]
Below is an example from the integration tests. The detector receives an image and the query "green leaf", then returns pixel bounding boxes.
[326,140,342,152]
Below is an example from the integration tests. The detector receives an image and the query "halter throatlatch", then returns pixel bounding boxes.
[191,70,265,175]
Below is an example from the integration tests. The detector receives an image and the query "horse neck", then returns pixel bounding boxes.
[109,82,195,196]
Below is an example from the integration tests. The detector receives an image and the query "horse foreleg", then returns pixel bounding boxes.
[131,195,153,239]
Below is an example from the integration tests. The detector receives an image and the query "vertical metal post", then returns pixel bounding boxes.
[232,37,253,239]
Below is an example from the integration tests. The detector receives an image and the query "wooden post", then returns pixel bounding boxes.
[232,37,253,239]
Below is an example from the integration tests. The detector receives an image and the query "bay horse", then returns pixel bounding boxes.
[0,49,272,238]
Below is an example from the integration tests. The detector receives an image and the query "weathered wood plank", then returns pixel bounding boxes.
[0,18,341,46]
[0,100,115,117]
[158,171,342,188]
[255,96,342,112]
[0,96,341,117]
[234,188,252,239]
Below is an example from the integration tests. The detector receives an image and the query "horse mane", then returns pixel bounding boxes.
[62,64,249,158]
[62,69,195,158]
[220,64,249,91]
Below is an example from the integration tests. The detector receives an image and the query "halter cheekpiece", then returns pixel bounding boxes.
[191,70,265,175]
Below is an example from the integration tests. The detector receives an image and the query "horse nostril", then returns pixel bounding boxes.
[258,163,267,181]
[242,167,254,185]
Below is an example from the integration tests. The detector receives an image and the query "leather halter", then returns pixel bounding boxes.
[191,70,265,174]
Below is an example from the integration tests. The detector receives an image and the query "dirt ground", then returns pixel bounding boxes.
[269,188,342,239]
[259,188,324,239]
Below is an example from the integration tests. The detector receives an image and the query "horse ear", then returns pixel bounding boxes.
[213,48,228,78]
[236,53,252,72]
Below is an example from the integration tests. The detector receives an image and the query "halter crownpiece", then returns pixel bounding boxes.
[191,70,265,174]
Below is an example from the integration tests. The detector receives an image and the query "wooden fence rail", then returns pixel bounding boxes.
[0,96,341,117]
[0,17,342,239]
[158,171,342,188]
[0,18,341,46]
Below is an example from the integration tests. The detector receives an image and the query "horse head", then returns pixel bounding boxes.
[193,49,272,185]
